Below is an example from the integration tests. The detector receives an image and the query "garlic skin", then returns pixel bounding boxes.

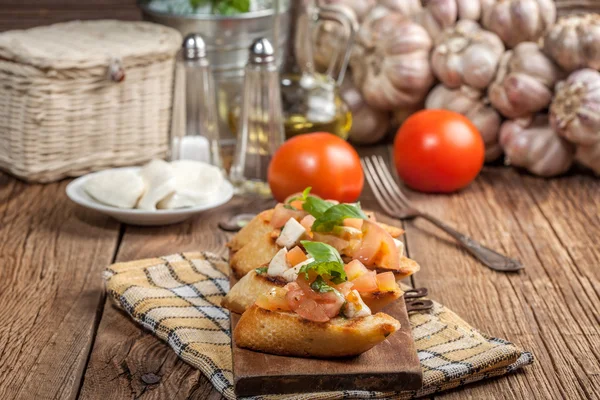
[413,0,485,40]
[542,14,600,72]
[426,84,503,161]
[550,69,600,146]
[340,78,390,144]
[432,21,505,90]
[320,0,376,22]
[481,0,556,48]
[575,141,600,175]
[488,42,563,119]
[499,115,575,177]
[351,13,434,110]
[378,0,422,17]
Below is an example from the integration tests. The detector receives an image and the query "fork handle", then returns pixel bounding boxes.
[419,213,523,271]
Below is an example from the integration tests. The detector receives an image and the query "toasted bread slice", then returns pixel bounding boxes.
[230,232,281,279]
[234,305,400,358]
[222,270,285,314]
[360,287,404,313]
[377,222,404,238]
[228,210,274,252]
[393,257,421,281]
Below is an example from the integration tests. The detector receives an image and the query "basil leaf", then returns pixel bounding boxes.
[255,266,268,274]
[285,187,313,210]
[302,196,334,218]
[310,276,335,293]
[311,203,367,233]
[301,241,343,264]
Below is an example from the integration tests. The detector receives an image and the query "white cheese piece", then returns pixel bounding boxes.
[343,289,372,318]
[84,170,145,209]
[276,218,306,249]
[157,160,223,209]
[393,238,405,257]
[281,257,315,282]
[267,248,289,277]
[137,159,176,210]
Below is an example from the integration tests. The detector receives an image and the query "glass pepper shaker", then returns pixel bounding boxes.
[172,33,222,169]
[229,38,285,196]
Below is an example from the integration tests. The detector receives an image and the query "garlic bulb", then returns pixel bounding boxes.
[351,13,434,110]
[481,0,556,48]
[340,78,390,144]
[575,141,600,175]
[431,21,505,89]
[413,0,486,40]
[488,42,563,119]
[550,69,600,146]
[319,0,375,22]
[378,0,422,16]
[426,84,503,161]
[542,14,600,73]
[499,115,575,177]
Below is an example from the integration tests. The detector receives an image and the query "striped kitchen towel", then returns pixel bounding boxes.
[104,252,533,399]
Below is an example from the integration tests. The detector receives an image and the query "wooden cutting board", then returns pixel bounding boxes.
[230,279,422,396]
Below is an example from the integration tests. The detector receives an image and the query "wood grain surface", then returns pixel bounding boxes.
[1,144,599,399]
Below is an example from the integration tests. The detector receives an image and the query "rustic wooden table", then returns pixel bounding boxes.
[0,146,598,400]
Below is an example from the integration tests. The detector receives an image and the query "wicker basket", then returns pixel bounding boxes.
[0,20,182,182]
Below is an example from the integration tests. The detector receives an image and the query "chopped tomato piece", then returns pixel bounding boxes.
[286,246,308,266]
[351,270,378,293]
[344,259,369,281]
[349,220,400,271]
[300,214,316,233]
[312,232,350,253]
[343,218,364,229]
[256,287,292,311]
[333,281,354,296]
[295,298,330,322]
[271,203,307,228]
[376,272,398,292]
[290,199,304,210]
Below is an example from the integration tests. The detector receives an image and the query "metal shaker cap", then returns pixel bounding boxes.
[248,38,275,65]
[182,33,207,60]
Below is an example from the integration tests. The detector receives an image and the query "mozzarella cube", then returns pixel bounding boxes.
[281,257,314,282]
[343,290,372,318]
[393,238,405,257]
[267,248,289,277]
[276,218,306,249]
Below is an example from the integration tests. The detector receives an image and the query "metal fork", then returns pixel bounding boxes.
[361,155,523,272]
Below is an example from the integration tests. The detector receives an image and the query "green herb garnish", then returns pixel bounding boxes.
[299,241,347,284]
[310,276,335,293]
[255,266,268,274]
[302,196,334,218]
[311,203,367,233]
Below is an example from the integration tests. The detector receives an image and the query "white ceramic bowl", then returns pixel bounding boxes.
[66,167,234,226]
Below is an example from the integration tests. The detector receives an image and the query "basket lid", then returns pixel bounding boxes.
[0,20,182,71]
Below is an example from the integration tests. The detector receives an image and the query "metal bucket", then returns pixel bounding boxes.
[140,4,291,142]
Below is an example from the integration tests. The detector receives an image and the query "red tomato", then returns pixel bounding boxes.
[351,270,378,293]
[268,132,364,202]
[350,220,400,271]
[393,110,484,193]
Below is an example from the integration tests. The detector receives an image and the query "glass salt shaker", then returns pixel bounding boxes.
[229,38,285,196]
[172,33,222,169]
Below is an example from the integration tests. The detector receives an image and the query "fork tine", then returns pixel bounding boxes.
[361,158,398,216]
[364,157,405,214]
[373,155,413,208]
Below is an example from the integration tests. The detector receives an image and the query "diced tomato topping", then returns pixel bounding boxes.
[290,199,304,210]
[351,270,378,293]
[312,232,350,253]
[295,298,330,322]
[271,203,307,228]
[256,287,292,311]
[344,259,369,281]
[343,218,364,230]
[376,271,398,292]
[286,276,345,322]
[349,220,400,271]
[300,214,316,233]
[333,281,354,296]
[286,246,308,266]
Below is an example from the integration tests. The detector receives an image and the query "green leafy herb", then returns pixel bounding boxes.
[299,241,347,284]
[284,187,313,210]
[311,203,367,233]
[302,196,334,218]
[310,276,335,293]
[255,266,268,275]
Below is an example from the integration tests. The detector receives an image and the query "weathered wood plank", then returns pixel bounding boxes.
[79,196,274,400]
[0,173,120,400]
[396,159,600,399]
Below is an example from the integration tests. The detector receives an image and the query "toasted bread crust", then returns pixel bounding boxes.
[234,305,400,358]
[230,232,281,279]
[227,210,274,252]
[393,257,421,281]
[377,222,404,238]
[221,270,285,314]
